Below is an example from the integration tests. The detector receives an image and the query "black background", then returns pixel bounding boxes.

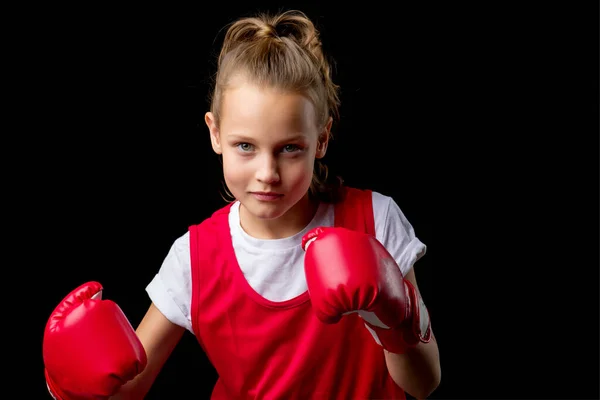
[9,1,597,399]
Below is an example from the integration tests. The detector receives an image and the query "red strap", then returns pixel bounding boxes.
[189,203,233,340]
[334,187,375,235]
[189,223,201,339]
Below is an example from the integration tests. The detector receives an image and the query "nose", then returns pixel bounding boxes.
[255,154,280,185]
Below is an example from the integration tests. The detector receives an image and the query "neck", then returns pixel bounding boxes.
[239,193,319,240]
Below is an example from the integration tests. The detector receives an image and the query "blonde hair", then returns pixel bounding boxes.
[209,9,344,203]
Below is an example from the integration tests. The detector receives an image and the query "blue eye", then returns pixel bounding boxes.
[282,144,300,153]
[236,143,254,152]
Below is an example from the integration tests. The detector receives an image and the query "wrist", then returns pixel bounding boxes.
[359,280,432,354]
[403,280,432,346]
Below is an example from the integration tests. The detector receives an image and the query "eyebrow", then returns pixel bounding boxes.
[227,134,308,143]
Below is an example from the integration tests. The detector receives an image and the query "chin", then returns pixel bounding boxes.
[237,193,292,219]
[246,203,290,220]
[236,188,310,220]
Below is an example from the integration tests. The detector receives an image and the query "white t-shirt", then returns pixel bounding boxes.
[146,191,426,334]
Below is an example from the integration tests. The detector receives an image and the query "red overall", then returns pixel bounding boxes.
[189,187,406,399]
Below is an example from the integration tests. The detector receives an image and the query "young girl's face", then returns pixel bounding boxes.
[206,79,329,223]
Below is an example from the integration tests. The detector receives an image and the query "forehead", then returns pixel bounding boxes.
[220,81,318,135]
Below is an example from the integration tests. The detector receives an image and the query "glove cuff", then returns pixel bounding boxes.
[45,369,65,400]
[362,280,432,354]
[404,279,432,346]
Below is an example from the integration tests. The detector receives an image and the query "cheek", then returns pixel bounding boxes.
[221,153,246,184]
[282,157,314,184]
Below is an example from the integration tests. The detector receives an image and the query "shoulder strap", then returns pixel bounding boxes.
[189,202,234,337]
[334,187,376,236]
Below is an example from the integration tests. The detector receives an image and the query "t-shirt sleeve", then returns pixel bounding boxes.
[145,231,194,333]
[372,191,427,276]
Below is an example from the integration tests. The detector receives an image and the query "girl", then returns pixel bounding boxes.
[43,9,441,399]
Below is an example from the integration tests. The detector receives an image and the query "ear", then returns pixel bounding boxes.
[316,117,332,159]
[205,112,222,154]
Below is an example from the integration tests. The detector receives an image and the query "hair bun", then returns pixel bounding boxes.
[258,23,278,39]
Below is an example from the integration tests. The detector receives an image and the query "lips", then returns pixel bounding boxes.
[252,192,281,196]
[251,191,283,201]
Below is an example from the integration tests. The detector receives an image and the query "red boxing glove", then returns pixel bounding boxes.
[302,227,431,354]
[43,281,147,399]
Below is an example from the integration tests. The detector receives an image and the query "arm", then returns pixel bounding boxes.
[384,268,441,399]
[302,227,440,399]
[110,303,186,400]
